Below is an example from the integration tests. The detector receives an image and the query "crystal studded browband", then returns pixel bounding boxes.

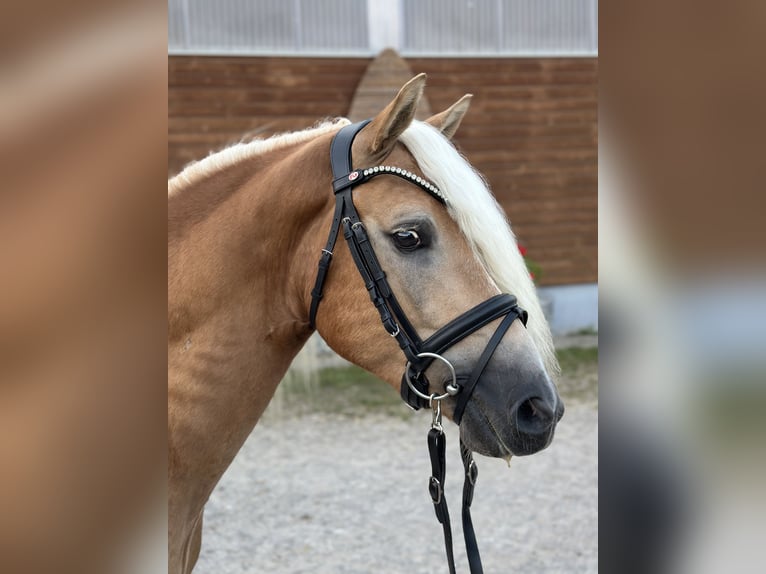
[340,165,447,205]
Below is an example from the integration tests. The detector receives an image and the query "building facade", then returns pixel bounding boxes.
[168,0,598,332]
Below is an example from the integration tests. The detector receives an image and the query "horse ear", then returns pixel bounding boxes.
[426,94,473,140]
[361,73,426,162]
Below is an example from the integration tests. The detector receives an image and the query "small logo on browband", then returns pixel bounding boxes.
[348,171,359,181]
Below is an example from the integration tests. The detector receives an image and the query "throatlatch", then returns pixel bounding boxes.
[309,120,530,574]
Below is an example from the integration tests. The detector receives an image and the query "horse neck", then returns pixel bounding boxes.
[169,136,332,333]
[168,133,333,494]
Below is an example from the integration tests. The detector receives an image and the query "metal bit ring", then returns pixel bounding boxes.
[404,352,459,402]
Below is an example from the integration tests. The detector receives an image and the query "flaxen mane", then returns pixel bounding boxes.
[400,120,558,374]
[168,118,351,195]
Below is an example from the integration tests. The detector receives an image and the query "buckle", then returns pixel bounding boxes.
[428,476,443,504]
[467,460,478,486]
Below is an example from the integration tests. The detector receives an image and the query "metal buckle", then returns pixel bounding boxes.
[428,476,443,505]
[467,460,478,486]
[430,394,443,431]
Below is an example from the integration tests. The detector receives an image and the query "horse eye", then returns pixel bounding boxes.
[392,229,422,251]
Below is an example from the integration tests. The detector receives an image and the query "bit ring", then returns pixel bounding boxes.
[404,352,459,402]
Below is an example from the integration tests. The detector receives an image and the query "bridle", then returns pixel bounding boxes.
[309,120,529,573]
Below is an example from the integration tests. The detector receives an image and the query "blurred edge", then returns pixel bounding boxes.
[600,1,766,573]
[0,2,167,573]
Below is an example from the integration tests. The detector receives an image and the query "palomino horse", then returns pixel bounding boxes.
[168,75,563,573]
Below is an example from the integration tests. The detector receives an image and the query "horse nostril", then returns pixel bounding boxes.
[514,396,556,435]
[556,400,565,422]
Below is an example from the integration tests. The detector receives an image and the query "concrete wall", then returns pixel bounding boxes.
[538,282,598,334]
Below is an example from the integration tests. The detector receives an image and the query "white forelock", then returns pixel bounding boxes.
[168,118,352,194]
[399,121,558,375]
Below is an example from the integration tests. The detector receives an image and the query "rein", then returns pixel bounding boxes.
[309,120,529,573]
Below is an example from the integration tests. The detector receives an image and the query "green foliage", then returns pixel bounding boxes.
[571,326,598,336]
[554,346,598,404]
[275,365,403,418]
[556,346,598,375]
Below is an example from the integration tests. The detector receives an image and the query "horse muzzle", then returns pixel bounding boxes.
[459,367,564,458]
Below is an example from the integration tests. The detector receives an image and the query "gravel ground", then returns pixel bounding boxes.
[195,398,597,573]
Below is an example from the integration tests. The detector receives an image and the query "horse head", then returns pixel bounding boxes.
[313,74,563,459]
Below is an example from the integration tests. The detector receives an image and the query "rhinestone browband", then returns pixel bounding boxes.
[360,165,447,204]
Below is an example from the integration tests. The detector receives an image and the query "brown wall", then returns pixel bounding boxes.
[169,56,597,286]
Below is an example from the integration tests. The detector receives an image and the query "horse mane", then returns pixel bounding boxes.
[400,121,559,375]
[168,118,352,194]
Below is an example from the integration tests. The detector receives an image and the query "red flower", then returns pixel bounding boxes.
[529,272,535,280]
[518,244,528,257]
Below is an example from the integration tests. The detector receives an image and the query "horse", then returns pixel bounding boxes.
[168,74,563,574]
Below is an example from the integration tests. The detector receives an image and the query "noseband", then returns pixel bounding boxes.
[309,120,529,573]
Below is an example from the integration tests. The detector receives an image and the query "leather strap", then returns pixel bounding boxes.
[428,427,457,574]
[422,294,524,356]
[308,192,346,328]
[343,219,423,363]
[452,308,521,425]
[309,120,370,329]
[427,429,485,574]
[460,441,483,574]
[330,119,370,178]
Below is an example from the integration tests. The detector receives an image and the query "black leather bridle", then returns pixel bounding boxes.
[308,120,529,573]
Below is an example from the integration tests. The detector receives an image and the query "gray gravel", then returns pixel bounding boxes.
[195,401,597,574]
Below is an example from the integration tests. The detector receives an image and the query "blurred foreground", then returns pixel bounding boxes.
[600,4,766,571]
[1,3,167,573]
